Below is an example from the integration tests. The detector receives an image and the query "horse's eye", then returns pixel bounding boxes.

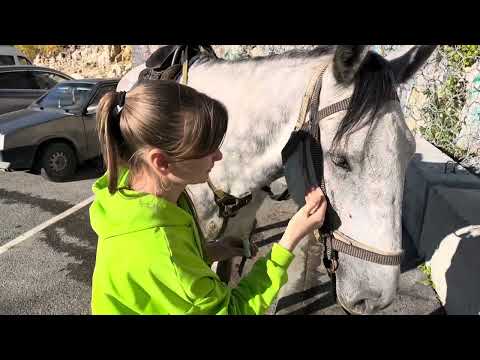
[330,153,351,171]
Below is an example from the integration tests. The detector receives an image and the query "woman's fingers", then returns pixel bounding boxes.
[309,195,327,225]
[305,187,325,216]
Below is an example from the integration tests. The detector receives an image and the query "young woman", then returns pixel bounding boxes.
[90,80,326,315]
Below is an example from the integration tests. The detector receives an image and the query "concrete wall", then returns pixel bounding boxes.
[403,135,480,314]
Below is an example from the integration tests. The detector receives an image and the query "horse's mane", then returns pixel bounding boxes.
[196,45,336,65]
[196,46,398,152]
[332,51,398,153]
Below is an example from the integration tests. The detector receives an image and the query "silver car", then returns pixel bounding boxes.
[0,45,32,66]
[0,65,74,115]
[0,79,118,181]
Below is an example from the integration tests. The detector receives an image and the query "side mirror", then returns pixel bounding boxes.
[85,105,97,115]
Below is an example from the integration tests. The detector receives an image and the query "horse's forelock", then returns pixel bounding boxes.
[331,51,398,154]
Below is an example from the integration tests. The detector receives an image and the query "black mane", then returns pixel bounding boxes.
[196,45,336,65]
[197,46,398,151]
[331,51,398,152]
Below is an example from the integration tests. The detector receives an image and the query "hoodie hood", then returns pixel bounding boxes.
[90,167,194,240]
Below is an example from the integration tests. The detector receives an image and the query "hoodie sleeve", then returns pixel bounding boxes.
[161,227,295,315]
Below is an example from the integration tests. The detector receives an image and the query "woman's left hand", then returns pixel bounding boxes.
[206,236,258,263]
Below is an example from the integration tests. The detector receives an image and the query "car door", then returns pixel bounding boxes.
[82,84,117,159]
[0,70,45,115]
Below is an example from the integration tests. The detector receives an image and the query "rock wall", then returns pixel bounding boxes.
[33,45,133,79]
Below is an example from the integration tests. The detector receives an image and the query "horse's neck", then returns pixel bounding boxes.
[189,56,333,194]
[185,55,333,239]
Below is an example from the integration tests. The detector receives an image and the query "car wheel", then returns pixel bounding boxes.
[40,142,77,182]
[90,156,106,174]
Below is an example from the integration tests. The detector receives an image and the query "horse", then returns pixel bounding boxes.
[118,45,437,314]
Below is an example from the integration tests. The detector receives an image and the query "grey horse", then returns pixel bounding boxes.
[118,45,436,314]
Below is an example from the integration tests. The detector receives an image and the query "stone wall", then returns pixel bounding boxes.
[33,45,133,79]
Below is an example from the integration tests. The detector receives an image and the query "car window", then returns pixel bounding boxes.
[36,83,94,111]
[0,55,15,65]
[0,71,39,89]
[32,72,69,90]
[88,85,117,107]
[18,56,32,65]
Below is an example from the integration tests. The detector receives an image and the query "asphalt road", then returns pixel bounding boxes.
[0,167,444,315]
[231,190,445,315]
[0,164,100,314]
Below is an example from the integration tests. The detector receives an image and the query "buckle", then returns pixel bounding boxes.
[215,192,252,218]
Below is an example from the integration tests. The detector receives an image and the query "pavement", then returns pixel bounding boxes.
[230,194,445,315]
[0,165,444,315]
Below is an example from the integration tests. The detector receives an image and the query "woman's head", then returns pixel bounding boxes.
[96,80,228,194]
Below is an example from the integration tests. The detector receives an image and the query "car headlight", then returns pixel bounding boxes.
[0,134,4,151]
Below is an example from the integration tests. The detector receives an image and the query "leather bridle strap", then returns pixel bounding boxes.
[315,230,403,266]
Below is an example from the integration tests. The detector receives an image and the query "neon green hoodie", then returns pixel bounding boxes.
[90,167,295,315]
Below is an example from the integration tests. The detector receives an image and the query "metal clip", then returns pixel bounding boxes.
[217,192,252,218]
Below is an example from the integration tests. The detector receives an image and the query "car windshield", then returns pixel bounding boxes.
[35,83,94,111]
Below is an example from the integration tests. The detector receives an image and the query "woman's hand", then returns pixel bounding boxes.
[279,186,327,252]
[206,236,258,263]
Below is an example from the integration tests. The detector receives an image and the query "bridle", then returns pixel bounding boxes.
[293,62,403,300]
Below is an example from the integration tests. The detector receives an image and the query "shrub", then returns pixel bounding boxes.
[419,45,480,161]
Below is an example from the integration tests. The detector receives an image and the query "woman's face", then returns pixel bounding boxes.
[168,148,223,185]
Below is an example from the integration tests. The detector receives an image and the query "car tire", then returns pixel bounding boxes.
[90,156,106,174]
[39,142,77,182]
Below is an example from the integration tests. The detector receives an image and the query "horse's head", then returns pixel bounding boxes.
[316,45,436,314]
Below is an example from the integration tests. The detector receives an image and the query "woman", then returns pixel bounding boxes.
[90,80,326,315]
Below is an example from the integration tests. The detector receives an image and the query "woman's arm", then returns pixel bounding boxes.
[162,225,295,315]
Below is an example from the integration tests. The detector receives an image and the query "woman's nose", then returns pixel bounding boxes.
[213,149,223,162]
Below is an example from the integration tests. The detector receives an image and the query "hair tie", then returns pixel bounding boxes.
[114,91,126,116]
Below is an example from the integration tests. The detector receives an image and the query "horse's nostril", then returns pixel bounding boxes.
[348,292,382,314]
[351,299,368,314]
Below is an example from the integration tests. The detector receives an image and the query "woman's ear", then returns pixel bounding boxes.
[146,148,170,176]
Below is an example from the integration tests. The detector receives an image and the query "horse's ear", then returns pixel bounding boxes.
[386,45,437,84]
[333,45,369,84]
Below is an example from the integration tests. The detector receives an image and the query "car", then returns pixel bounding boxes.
[0,65,73,115]
[0,79,118,181]
[0,45,32,66]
